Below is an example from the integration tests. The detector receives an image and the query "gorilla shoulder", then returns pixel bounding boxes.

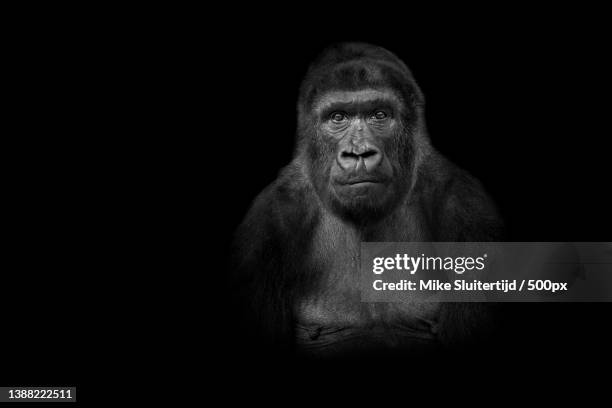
[239,160,319,237]
[417,155,504,241]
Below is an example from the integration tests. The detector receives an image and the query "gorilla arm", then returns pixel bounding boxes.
[428,160,505,346]
[230,165,319,351]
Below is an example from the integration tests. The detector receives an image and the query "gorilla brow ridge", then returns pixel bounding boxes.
[314,93,403,117]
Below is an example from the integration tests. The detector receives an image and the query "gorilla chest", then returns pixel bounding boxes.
[294,218,440,353]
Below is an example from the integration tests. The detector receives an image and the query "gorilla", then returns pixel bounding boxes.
[232,43,503,357]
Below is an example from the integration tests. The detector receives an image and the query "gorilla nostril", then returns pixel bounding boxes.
[337,151,359,170]
[341,151,359,160]
[360,150,377,159]
[361,148,382,171]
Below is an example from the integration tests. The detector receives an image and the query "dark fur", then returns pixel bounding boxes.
[231,43,503,354]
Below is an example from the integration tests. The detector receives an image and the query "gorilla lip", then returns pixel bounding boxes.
[340,175,385,186]
[346,180,380,186]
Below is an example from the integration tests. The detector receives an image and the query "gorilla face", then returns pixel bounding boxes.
[310,88,409,222]
[296,43,425,224]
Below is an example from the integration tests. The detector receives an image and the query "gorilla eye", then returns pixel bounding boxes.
[330,112,347,123]
[373,110,388,120]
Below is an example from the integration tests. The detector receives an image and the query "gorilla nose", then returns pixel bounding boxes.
[337,145,382,172]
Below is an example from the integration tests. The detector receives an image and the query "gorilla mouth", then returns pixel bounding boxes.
[346,180,380,186]
[338,175,385,187]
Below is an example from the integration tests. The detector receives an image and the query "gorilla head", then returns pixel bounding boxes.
[295,43,430,224]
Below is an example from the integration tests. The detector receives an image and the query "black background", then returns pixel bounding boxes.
[3,8,611,402]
